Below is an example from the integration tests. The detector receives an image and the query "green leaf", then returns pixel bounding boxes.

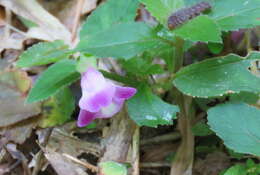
[121,57,164,76]
[100,161,127,175]
[76,54,97,73]
[18,16,38,28]
[80,0,139,38]
[174,15,222,43]
[173,54,260,98]
[208,103,260,156]
[208,43,223,54]
[39,87,75,128]
[127,85,179,127]
[227,148,244,160]
[77,22,162,59]
[223,164,247,175]
[17,40,72,67]
[192,122,213,136]
[210,0,260,31]
[139,0,184,25]
[84,122,97,129]
[230,92,259,104]
[27,59,80,103]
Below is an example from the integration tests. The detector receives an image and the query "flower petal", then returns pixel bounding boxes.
[79,67,116,112]
[79,83,115,112]
[115,86,137,100]
[96,99,124,118]
[81,67,106,92]
[77,109,96,127]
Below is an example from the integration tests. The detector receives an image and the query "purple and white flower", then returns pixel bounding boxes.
[77,67,136,127]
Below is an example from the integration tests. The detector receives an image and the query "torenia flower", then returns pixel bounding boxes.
[77,67,136,127]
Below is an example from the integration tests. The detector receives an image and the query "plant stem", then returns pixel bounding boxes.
[170,37,195,175]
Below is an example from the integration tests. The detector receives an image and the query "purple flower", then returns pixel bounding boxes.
[77,67,137,127]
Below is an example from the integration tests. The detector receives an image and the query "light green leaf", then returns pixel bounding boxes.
[27,59,80,103]
[208,103,260,156]
[174,15,222,43]
[210,0,260,31]
[100,161,127,175]
[80,0,139,38]
[18,16,38,28]
[127,85,179,127]
[17,40,72,67]
[139,0,184,25]
[173,54,260,98]
[84,122,97,129]
[76,54,97,73]
[223,164,247,175]
[77,22,162,59]
[39,87,75,128]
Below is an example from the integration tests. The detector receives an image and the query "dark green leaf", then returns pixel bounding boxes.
[227,148,244,160]
[173,54,260,98]
[27,59,80,103]
[208,103,260,156]
[77,22,162,59]
[80,0,139,38]
[192,122,213,136]
[210,0,260,31]
[139,0,184,25]
[17,40,72,67]
[174,15,222,43]
[208,43,223,54]
[121,57,164,76]
[127,85,179,127]
[230,92,259,104]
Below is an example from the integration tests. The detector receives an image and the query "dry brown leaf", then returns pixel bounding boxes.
[0,117,38,144]
[193,152,230,175]
[44,148,88,175]
[0,6,5,26]
[81,0,97,15]
[5,143,31,175]
[0,27,26,52]
[0,69,41,127]
[46,128,101,157]
[38,0,79,33]
[0,0,71,43]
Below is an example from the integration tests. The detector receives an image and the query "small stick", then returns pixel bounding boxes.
[140,162,171,168]
[141,132,180,146]
[4,7,11,38]
[71,0,84,42]
[132,126,140,175]
[62,153,98,173]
